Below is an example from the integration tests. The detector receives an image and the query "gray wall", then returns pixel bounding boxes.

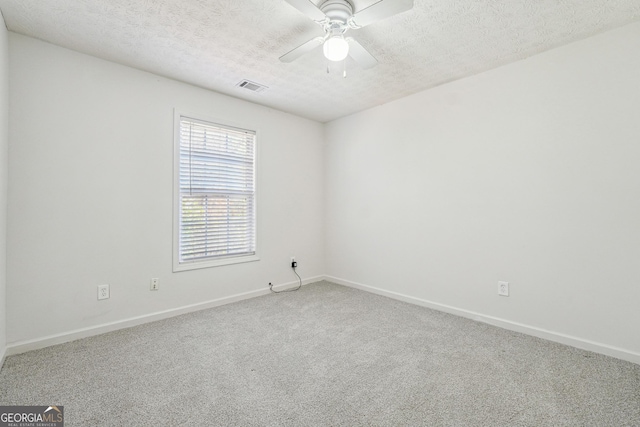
[325,22,640,362]
[0,15,8,364]
[7,34,325,346]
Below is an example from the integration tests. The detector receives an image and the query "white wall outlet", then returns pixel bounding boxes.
[98,284,110,300]
[291,256,296,263]
[498,281,509,297]
[150,278,159,291]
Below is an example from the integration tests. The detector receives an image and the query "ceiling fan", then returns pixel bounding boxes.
[280,0,414,70]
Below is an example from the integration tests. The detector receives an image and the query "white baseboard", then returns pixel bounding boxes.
[6,275,323,357]
[326,275,640,365]
[8,275,637,366]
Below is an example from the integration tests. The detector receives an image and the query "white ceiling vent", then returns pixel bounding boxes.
[236,80,268,93]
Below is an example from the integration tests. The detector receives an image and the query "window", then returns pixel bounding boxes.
[174,113,258,271]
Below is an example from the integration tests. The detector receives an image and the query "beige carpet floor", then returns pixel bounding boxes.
[1,281,639,426]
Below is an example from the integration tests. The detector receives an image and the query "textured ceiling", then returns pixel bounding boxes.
[1,0,639,122]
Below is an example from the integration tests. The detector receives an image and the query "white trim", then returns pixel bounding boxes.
[173,254,260,272]
[6,276,323,356]
[9,275,637,365]
[172,109,260,273]
[326,275,640,365]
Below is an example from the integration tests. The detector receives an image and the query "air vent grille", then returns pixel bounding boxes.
[236,80,268,93]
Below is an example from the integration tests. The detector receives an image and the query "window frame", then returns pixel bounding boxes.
[173,109,259,272]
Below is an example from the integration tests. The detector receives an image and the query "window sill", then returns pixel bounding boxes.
[173,254,260,272]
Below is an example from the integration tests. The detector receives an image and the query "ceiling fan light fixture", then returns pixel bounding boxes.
[323,36,349,61]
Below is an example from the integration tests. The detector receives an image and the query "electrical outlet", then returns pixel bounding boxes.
[291,256,297,269]
[98,284,110,300]
[150,278,159,291]
[498,281,509,297]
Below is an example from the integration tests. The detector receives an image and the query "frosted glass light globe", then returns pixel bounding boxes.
[323,36,349,62]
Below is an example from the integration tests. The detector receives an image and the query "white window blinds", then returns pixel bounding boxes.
[178,116,256,265]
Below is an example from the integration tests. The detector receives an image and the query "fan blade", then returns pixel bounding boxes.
[350,0,413,28]
[347,38,378,69]
[283,0,326,22]
[280,37,324,63]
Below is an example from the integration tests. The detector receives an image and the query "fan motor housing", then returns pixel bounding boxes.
[320,0,354,23]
